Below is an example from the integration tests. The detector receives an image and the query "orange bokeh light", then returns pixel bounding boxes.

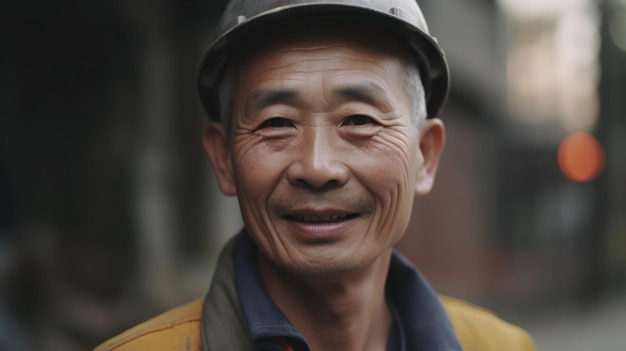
[558,132,605,182]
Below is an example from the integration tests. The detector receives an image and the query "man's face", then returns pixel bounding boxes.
[204,27,444,278]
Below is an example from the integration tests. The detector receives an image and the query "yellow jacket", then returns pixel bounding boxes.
[95,239,534,351]
[95,296,534,351]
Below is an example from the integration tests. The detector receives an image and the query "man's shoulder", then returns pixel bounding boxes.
[93,298,204,351]
[440,296,535,351]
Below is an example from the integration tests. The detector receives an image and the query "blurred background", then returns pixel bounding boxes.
[2,0,625,350]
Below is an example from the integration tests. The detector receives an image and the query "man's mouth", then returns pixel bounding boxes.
[285,213,359,223]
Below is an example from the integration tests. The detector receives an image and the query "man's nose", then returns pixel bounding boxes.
[285,128,349,189]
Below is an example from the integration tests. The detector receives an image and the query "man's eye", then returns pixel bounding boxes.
[343,115,374,126]
[258,117,293,129]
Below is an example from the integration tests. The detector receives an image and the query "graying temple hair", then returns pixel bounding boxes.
[217,54,427,136]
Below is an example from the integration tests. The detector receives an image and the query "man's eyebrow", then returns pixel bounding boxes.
[334,83,392,109]
[244,89,300,115]
[243,83,393,115]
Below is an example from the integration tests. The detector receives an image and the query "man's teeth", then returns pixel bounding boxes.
[292,214,349,223]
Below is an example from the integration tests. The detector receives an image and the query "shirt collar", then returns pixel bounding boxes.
[233,231,463,351]
[386,250,464,351]
[233,232,309,351]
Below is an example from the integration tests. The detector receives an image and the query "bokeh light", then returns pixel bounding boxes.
[558,132,605,182]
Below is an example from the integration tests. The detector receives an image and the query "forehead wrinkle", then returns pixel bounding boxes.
[273,43,353,55]
[243,89,301,117]
[272,46,392,69]
[332,81,394,112]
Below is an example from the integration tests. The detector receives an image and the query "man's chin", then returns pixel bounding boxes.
[274,252,372,280]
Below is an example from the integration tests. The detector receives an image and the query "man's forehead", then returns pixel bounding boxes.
[241,82,398,117]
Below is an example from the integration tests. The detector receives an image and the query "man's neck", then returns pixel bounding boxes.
[259,251,393,351]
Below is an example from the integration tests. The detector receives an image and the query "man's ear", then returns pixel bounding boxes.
[415,118,446,196]
[203,122,236,196]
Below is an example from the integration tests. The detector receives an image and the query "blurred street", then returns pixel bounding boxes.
[527,296,626,350]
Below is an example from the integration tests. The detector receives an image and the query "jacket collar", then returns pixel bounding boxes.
[202,230,463,351]
[201,235,255,351]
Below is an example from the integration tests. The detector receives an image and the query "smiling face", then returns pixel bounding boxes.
[204,25,445,278]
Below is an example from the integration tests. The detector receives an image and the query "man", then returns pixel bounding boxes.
[96,0,534,350]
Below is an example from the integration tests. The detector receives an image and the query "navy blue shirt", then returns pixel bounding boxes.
[233,231,463,351]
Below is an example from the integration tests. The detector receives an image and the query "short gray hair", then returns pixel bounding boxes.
[400,55,428,129]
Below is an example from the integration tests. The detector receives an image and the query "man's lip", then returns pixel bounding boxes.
[284,213,358,223]
[283,209,359,223]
